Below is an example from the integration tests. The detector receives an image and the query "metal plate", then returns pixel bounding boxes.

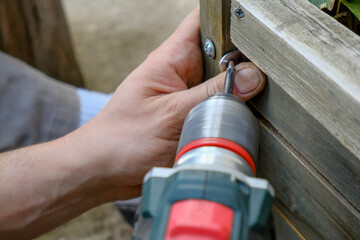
[219,49,247,72]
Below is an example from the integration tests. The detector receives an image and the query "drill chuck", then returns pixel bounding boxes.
[176,93,259,176]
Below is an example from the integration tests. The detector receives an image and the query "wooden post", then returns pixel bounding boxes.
[200,0,236,80]
[0,0,84,87]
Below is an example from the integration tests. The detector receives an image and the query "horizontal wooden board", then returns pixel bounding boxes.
[252,77,360,209]
[230,0,360,208]
[272,205,307,240]
[257,119,360,239]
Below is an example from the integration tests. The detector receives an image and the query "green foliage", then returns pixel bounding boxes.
[309,0,360,21]
[342,0,360,20]
[308,0,336,10]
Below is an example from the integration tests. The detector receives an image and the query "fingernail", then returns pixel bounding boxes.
[234,67,261,94]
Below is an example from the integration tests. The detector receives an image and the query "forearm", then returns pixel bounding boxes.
[0,134,111,239]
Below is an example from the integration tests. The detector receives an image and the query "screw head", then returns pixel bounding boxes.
[203,39,216,59]
[235,8,244,19]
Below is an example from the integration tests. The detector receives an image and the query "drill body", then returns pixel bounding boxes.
[133,63,274,240]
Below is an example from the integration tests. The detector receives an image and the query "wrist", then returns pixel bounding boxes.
[64,116,139,201]
[57,130,113,203]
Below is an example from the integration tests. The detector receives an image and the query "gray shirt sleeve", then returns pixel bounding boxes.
[0,51,80,152]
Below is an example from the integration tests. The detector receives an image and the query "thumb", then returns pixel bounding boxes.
[174,62,266,113]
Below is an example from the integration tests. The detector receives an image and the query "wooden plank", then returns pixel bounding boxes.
[253,77,360,209]
[0,0,84,87]
[257,119,360,239]
[272,205,307,240]
[230,0,360,208]
[200,0,236,80]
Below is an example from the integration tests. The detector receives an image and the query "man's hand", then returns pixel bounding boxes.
[0,8,265,239]
[75,8,266,197]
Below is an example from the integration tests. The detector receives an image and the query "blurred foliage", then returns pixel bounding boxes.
[342,0,360,21]
[309,0,336,10]
[309,0,360,34]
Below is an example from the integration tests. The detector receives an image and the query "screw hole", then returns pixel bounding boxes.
[235,8,245,19]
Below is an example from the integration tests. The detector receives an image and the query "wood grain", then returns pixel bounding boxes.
[230,0,360,208]
[272,206,306,240]
[257,119,360,239]
[252,77,360,209]
[0,0,84,87]
[200,0,236,80]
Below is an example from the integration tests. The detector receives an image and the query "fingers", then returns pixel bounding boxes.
[232,62,266,101]
[174,62,266,114]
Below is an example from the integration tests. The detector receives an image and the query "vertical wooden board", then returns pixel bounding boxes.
[256,120,360,239]
[230,0,360,208]
[0,0,84,87]
[200,0,236,80]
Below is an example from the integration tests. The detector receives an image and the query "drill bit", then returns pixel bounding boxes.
[223,60,235,94]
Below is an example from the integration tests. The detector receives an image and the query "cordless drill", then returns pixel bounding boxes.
[133,60,274,240]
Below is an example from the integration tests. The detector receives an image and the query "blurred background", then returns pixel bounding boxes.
[32,0,198,239]
[63,0,198,93]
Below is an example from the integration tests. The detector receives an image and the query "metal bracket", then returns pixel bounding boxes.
[219,49,247,72]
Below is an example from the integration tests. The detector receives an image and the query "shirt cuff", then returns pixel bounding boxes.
[77,88,112,127]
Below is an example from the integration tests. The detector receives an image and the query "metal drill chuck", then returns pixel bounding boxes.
[175,93,259,176]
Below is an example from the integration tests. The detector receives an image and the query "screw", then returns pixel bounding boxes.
[235,8,244,19]
[203,39,216,59]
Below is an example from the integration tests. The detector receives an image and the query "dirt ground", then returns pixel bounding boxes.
[63,0,198,93]
[35,0,197,239]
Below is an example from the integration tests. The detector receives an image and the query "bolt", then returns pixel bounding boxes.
[203,39,216,59]
[235,8,244,19]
